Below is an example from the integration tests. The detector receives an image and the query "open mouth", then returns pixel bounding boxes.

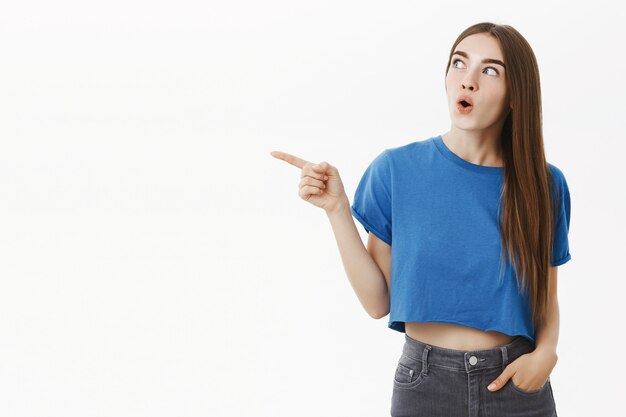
[456,98,474,114]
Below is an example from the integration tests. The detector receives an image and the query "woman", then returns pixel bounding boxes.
[271,22,570,417]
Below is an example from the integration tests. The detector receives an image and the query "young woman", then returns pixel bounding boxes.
[271,22,570,417]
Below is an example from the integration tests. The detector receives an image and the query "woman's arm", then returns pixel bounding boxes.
[534,265,560,357]
[487,266,560,392]
[326,196,390,319]
[269,151,390,320]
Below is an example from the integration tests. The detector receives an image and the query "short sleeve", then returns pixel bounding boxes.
[550,165,572,266]
[350,150,393,245]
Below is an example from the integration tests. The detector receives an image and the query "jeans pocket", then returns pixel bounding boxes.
[393,354,427,389]
[485,373,556,417]
[508,376,550,395]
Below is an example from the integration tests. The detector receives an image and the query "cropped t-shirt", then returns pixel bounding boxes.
[350,135,572,346]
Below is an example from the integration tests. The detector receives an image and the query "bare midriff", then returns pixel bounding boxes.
[405,321,517,351]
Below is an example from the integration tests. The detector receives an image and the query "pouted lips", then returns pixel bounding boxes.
[456,96,474,113]
[457,96,474,107]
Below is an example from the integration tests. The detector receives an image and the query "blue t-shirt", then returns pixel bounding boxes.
[350,134,572,346]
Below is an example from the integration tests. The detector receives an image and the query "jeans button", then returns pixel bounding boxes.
[468,355,478,365]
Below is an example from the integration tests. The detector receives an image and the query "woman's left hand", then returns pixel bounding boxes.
[487,349,558,392]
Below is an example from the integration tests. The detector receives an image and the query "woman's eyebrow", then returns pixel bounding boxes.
[452,50,506,69]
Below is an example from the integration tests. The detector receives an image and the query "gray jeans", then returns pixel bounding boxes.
[391,333,558,417]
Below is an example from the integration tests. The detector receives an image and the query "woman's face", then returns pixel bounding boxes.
[445,33,511,132]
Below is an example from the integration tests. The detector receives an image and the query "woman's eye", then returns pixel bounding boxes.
[452,59,498,76]
[484,67,498,76]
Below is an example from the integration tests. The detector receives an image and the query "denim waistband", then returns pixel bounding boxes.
[401,333,534,374]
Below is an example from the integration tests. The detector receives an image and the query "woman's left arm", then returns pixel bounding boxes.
[487,266,560,392]
[533,265,560,357]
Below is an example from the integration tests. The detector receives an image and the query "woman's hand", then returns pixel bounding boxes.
[270,150,347,213]
[487,349,558,393]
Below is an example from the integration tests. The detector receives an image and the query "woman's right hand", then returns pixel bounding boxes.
[270,150,347,213]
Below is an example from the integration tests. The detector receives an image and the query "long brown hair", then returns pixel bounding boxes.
[444,22,561,331]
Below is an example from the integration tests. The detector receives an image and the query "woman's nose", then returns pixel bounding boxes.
[462,78,477,91]
[461,72,478,90]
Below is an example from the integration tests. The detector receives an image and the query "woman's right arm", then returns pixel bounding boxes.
[270,150,390,319]
[326,197,391,319]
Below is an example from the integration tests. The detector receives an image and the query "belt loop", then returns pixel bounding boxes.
[422,345,432,375]
[500,346,508,372]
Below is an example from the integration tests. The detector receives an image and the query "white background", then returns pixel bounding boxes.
[1,1,624,416]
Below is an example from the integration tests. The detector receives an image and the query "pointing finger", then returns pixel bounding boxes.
[270,150,311,169]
